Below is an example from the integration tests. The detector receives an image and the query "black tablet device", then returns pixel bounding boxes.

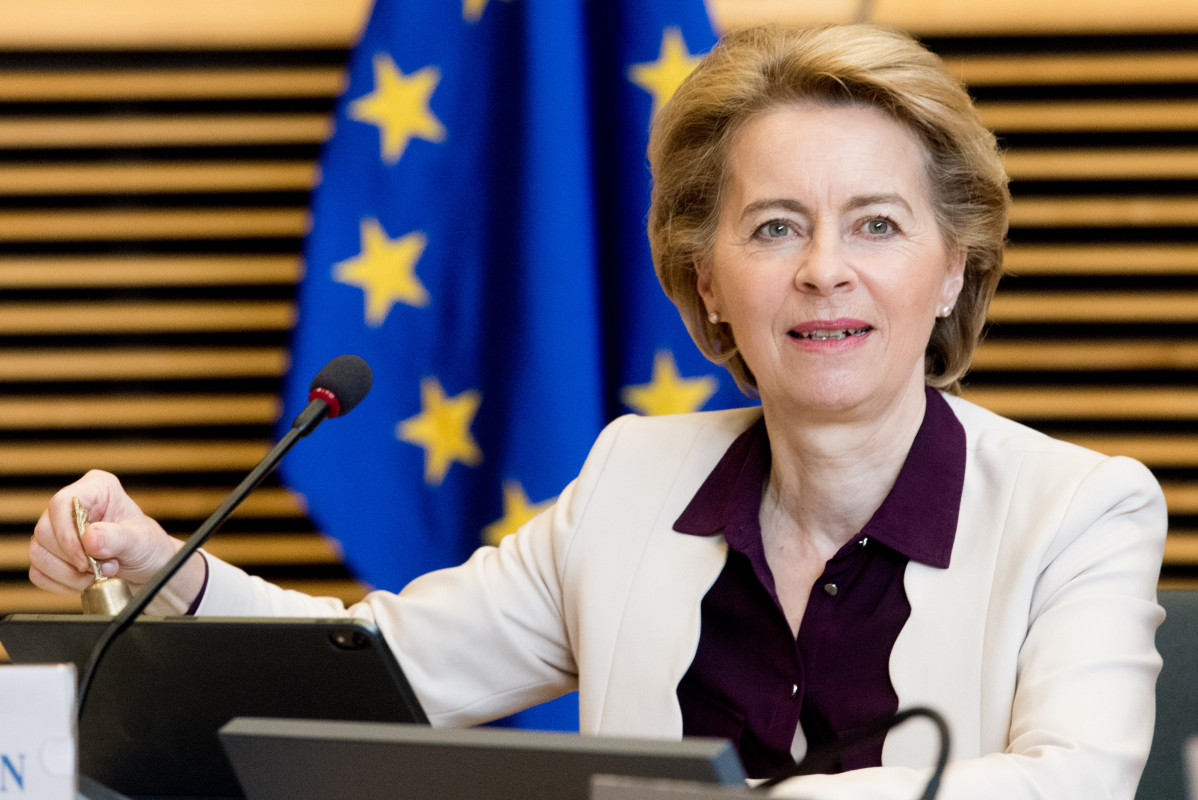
[0,614,427,799]
[219,717,748,800]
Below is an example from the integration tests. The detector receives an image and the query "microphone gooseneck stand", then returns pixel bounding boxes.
[74,354,373,716]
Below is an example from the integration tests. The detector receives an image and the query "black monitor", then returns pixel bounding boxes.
[219,716,747,800]
[0,614,427,799]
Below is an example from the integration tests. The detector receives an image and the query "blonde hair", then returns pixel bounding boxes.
[648,23,1010,394]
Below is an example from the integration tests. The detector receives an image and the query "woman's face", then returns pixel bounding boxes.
[697,103,964,421]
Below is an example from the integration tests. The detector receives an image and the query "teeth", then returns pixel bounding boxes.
[793,327,869,341]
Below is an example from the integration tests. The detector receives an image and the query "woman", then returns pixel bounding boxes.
[30,23,1165,800]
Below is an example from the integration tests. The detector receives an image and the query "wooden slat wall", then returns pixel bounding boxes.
[940,35,1198,589]
[0,39,357,613]
[0,5,1196,618]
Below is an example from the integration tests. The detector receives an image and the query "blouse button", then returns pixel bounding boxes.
[791,684,798,698]
[823,582,839,596]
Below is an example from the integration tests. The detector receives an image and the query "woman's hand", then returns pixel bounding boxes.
[30,469,184,597]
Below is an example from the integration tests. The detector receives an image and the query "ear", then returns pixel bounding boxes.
[694,255,717,313]
[939,248,966,309]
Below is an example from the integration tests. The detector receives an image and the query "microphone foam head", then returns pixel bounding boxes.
[308,355,373,418]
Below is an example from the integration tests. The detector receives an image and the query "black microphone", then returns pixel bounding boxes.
[292,353,373,436]
[74,354,373,713]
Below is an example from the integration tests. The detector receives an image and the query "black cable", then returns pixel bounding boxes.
[756,706,950,800]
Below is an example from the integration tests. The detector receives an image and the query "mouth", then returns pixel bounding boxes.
[787,325,872,342]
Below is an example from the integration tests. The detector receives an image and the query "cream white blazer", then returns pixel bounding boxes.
[198,393,1167,800]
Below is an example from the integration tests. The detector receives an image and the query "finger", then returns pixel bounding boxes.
[33,507,89,574]
[46,471,110,533]
[28,563,88,595]
[44,488,91,568]
[30,529,90,582]
[43,471,130,568]
[86,519,177,582]
[83,520,134,564]
[29,561,94,595]
[28,538,93,594]
[75,469,142,524]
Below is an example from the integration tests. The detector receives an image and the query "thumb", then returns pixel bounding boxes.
[84,517,179,587]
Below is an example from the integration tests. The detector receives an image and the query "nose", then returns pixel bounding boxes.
[794,233,856,295]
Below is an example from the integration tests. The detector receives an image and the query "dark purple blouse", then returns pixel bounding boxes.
[673,387,965,779]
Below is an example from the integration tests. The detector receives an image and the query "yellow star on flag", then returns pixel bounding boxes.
[397,377,483,486]
[334,218,429,327]
[463,0,510,23]
[350,54,446,164]
[628,27,702,116]
[621,350,718,417]
[482,481,555,546]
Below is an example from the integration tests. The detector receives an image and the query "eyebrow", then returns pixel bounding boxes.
[737,193,914,223]
[844,193,914,214]
[738,198,808,223]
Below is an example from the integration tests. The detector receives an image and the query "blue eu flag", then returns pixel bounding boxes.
[278,0,748,730]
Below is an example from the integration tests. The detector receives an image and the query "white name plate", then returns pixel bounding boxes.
[0,664,75,799]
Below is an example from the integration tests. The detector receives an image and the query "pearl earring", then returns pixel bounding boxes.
[708,311,720,324]
[938,304,953,318]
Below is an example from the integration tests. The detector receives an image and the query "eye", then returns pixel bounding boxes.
[758,220,790,239]
[864,217,896,236]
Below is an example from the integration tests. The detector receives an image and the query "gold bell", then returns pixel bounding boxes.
[73,497,132,616]
[82,577,133,616]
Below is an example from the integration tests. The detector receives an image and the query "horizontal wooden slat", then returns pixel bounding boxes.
[277,578,391,602]
[0,161,317,195]
[0,586,95,615]
[1164,532,1198,566]
[0,532,335,570]
[0,0,1191,50]
[711,0,1198,34]
[1061,434,1198,467]
[0,208,307,241]
[0,115,329,149]
[947,52,1198,87]
[1161,486,1198,516]
[988,293,1198,323]
[0,487,303,524]
[960,387,1198,420]
[978,101,1198,132]
[191,534,343,565]
[0,302,293,334]
[0,395,279,429]
[0,68,344,102]
[135,488,306,520]
[972,340,1198,371]
[0,539,35,571]
[1158,578,1198,590]
[0,256,299,288]
[0,0,372,49]
[15,43,1191,103]
[0,441,269,474]
[0,348,287,381]
[0,577,366,616]
[1003,149,1198,180]
[874,3,1198,35]
[1004,244,1198,275]
[1010,197,1198,228]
